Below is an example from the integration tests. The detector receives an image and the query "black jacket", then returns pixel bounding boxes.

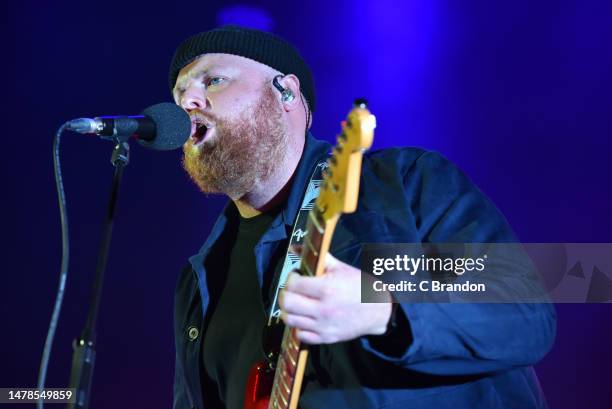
[173,134,556,409]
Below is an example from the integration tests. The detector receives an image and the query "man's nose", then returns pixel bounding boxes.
[181,88,208,111]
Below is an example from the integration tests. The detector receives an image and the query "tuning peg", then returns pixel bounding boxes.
[353,98,368,108]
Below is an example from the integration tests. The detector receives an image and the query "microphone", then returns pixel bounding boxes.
[65,102,191,151]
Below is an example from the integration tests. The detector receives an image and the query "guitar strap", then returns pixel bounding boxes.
[267,158,329,325]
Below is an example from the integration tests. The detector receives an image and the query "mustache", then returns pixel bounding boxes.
[188,110,220,126]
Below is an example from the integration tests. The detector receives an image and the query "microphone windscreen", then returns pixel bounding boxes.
[139,102,191,151]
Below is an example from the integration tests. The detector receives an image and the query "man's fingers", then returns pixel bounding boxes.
[279,288,318,317]
[280,312,318,331]
[285,272,328,299]
[295,329,323,345]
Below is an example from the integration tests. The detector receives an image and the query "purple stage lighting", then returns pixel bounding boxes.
[216,5,274,31]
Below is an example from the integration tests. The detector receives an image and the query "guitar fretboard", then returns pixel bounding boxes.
[269,208,327,409]
[266,101,375,409]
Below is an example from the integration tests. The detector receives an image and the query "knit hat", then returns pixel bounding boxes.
[168,25,316,112]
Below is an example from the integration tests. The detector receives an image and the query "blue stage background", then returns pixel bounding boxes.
[3,1,611,408]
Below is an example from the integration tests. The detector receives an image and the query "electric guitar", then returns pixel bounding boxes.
[244,99,376,409]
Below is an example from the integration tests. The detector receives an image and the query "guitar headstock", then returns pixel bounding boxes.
[316,99,375,221]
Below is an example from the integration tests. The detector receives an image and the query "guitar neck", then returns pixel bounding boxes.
[268,209,339,409]
[267,101,375,409]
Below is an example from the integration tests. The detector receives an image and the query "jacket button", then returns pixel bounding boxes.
[187,326,199,341]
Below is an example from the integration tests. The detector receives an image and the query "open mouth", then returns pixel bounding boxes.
[192,122,208,145]
[190,114,214,146]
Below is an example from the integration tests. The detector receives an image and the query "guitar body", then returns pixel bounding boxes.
[244,361,273,409]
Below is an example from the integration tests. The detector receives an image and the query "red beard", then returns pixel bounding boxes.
[182,85,287,199]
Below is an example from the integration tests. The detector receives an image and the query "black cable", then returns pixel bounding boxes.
[299,92,311,138]
[37,123,71,409]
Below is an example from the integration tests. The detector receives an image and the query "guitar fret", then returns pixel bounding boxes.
[288,350,297,367]
[287,336,298,353]
[281,336,288,351]
[278,388,288,407]
[281,378,291,395]
[302,261,314,276]
[307,221,323,249]
[285,340,297,358]
[290,329,299,347]
[284,352,296,373]
[280,376,291,400]
[303,245,319,275]
[284,352,296,377]
[308,211,323,233]
[276,380,289,406]
[274,389,285,409]
[272,390,278,407]
[304,236,319,256]
[277,377,289,401]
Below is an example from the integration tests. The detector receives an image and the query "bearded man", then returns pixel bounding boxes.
[169,25,556,409]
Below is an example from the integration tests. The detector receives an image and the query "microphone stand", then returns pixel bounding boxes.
[66,137,130,409]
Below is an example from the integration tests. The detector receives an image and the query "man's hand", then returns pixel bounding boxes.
[278,253,393,344]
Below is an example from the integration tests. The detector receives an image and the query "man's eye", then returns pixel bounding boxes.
[206,77,224,87]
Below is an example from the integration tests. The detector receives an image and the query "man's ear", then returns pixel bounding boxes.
[278,74,301,111]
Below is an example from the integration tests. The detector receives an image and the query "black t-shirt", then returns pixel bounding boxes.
[202,209,278,409]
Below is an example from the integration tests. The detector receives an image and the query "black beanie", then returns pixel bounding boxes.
[168,25,316,112]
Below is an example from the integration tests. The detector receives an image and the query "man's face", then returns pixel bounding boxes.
[173,53,287,199]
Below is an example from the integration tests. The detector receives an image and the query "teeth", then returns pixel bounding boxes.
[190,114,213,126]
[189,113,214,144]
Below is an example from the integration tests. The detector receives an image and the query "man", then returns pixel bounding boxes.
[169,25,556,409]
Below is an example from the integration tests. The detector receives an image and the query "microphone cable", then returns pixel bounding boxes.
[36,123,71,409]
